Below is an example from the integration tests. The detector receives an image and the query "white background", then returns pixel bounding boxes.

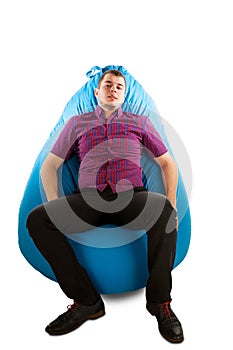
[1,0,232,348]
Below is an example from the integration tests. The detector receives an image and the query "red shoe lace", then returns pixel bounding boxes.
[160,301,172,319]
[67,301,79,310]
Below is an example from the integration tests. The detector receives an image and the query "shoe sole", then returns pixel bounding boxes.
[46,309,105,336]
[159,327,184,344]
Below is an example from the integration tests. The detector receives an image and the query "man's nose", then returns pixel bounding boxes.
[110,85,117,92]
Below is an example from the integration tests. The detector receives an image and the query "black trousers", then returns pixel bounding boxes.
[26,186,177,305]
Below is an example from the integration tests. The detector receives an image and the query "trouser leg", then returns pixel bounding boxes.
[26,193,104,305]
[145,198,177,304]
[114,190,177,304]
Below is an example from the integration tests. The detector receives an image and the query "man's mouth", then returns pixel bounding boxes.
[108,95,117,101]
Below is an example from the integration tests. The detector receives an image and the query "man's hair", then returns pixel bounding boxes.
[97,69,126,89]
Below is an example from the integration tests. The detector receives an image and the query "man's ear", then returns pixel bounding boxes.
[94,88,99,97]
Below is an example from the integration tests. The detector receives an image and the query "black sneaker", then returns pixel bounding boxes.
[146,300,184,343]
[45,298,105,335]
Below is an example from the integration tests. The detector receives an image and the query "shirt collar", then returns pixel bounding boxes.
[95,105,123,120]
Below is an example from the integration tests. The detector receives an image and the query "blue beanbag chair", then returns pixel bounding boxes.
[18,65,191,294]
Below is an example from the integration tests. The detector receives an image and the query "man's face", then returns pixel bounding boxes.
[94,73,126,111]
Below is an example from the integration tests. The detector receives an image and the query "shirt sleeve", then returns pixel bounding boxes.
[141,117,168,158]
[50,117,78,160]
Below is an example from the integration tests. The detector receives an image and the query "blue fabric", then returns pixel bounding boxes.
[18,65,191,294]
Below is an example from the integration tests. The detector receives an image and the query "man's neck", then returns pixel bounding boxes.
[104,110,116,119]
[98,103,121,119]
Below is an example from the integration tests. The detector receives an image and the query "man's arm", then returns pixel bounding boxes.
[155,152,178,210]
[40,152,65,201]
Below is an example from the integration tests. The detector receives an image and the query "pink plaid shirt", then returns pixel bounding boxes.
[51,106,167,192]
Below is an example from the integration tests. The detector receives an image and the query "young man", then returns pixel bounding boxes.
[26,70,184,343]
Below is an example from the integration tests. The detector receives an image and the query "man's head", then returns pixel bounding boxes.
[94,70,126,115]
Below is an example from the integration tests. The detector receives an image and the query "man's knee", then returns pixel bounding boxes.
[159,197,177,234]
[26,205,47,238]
[144,193,176,233]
